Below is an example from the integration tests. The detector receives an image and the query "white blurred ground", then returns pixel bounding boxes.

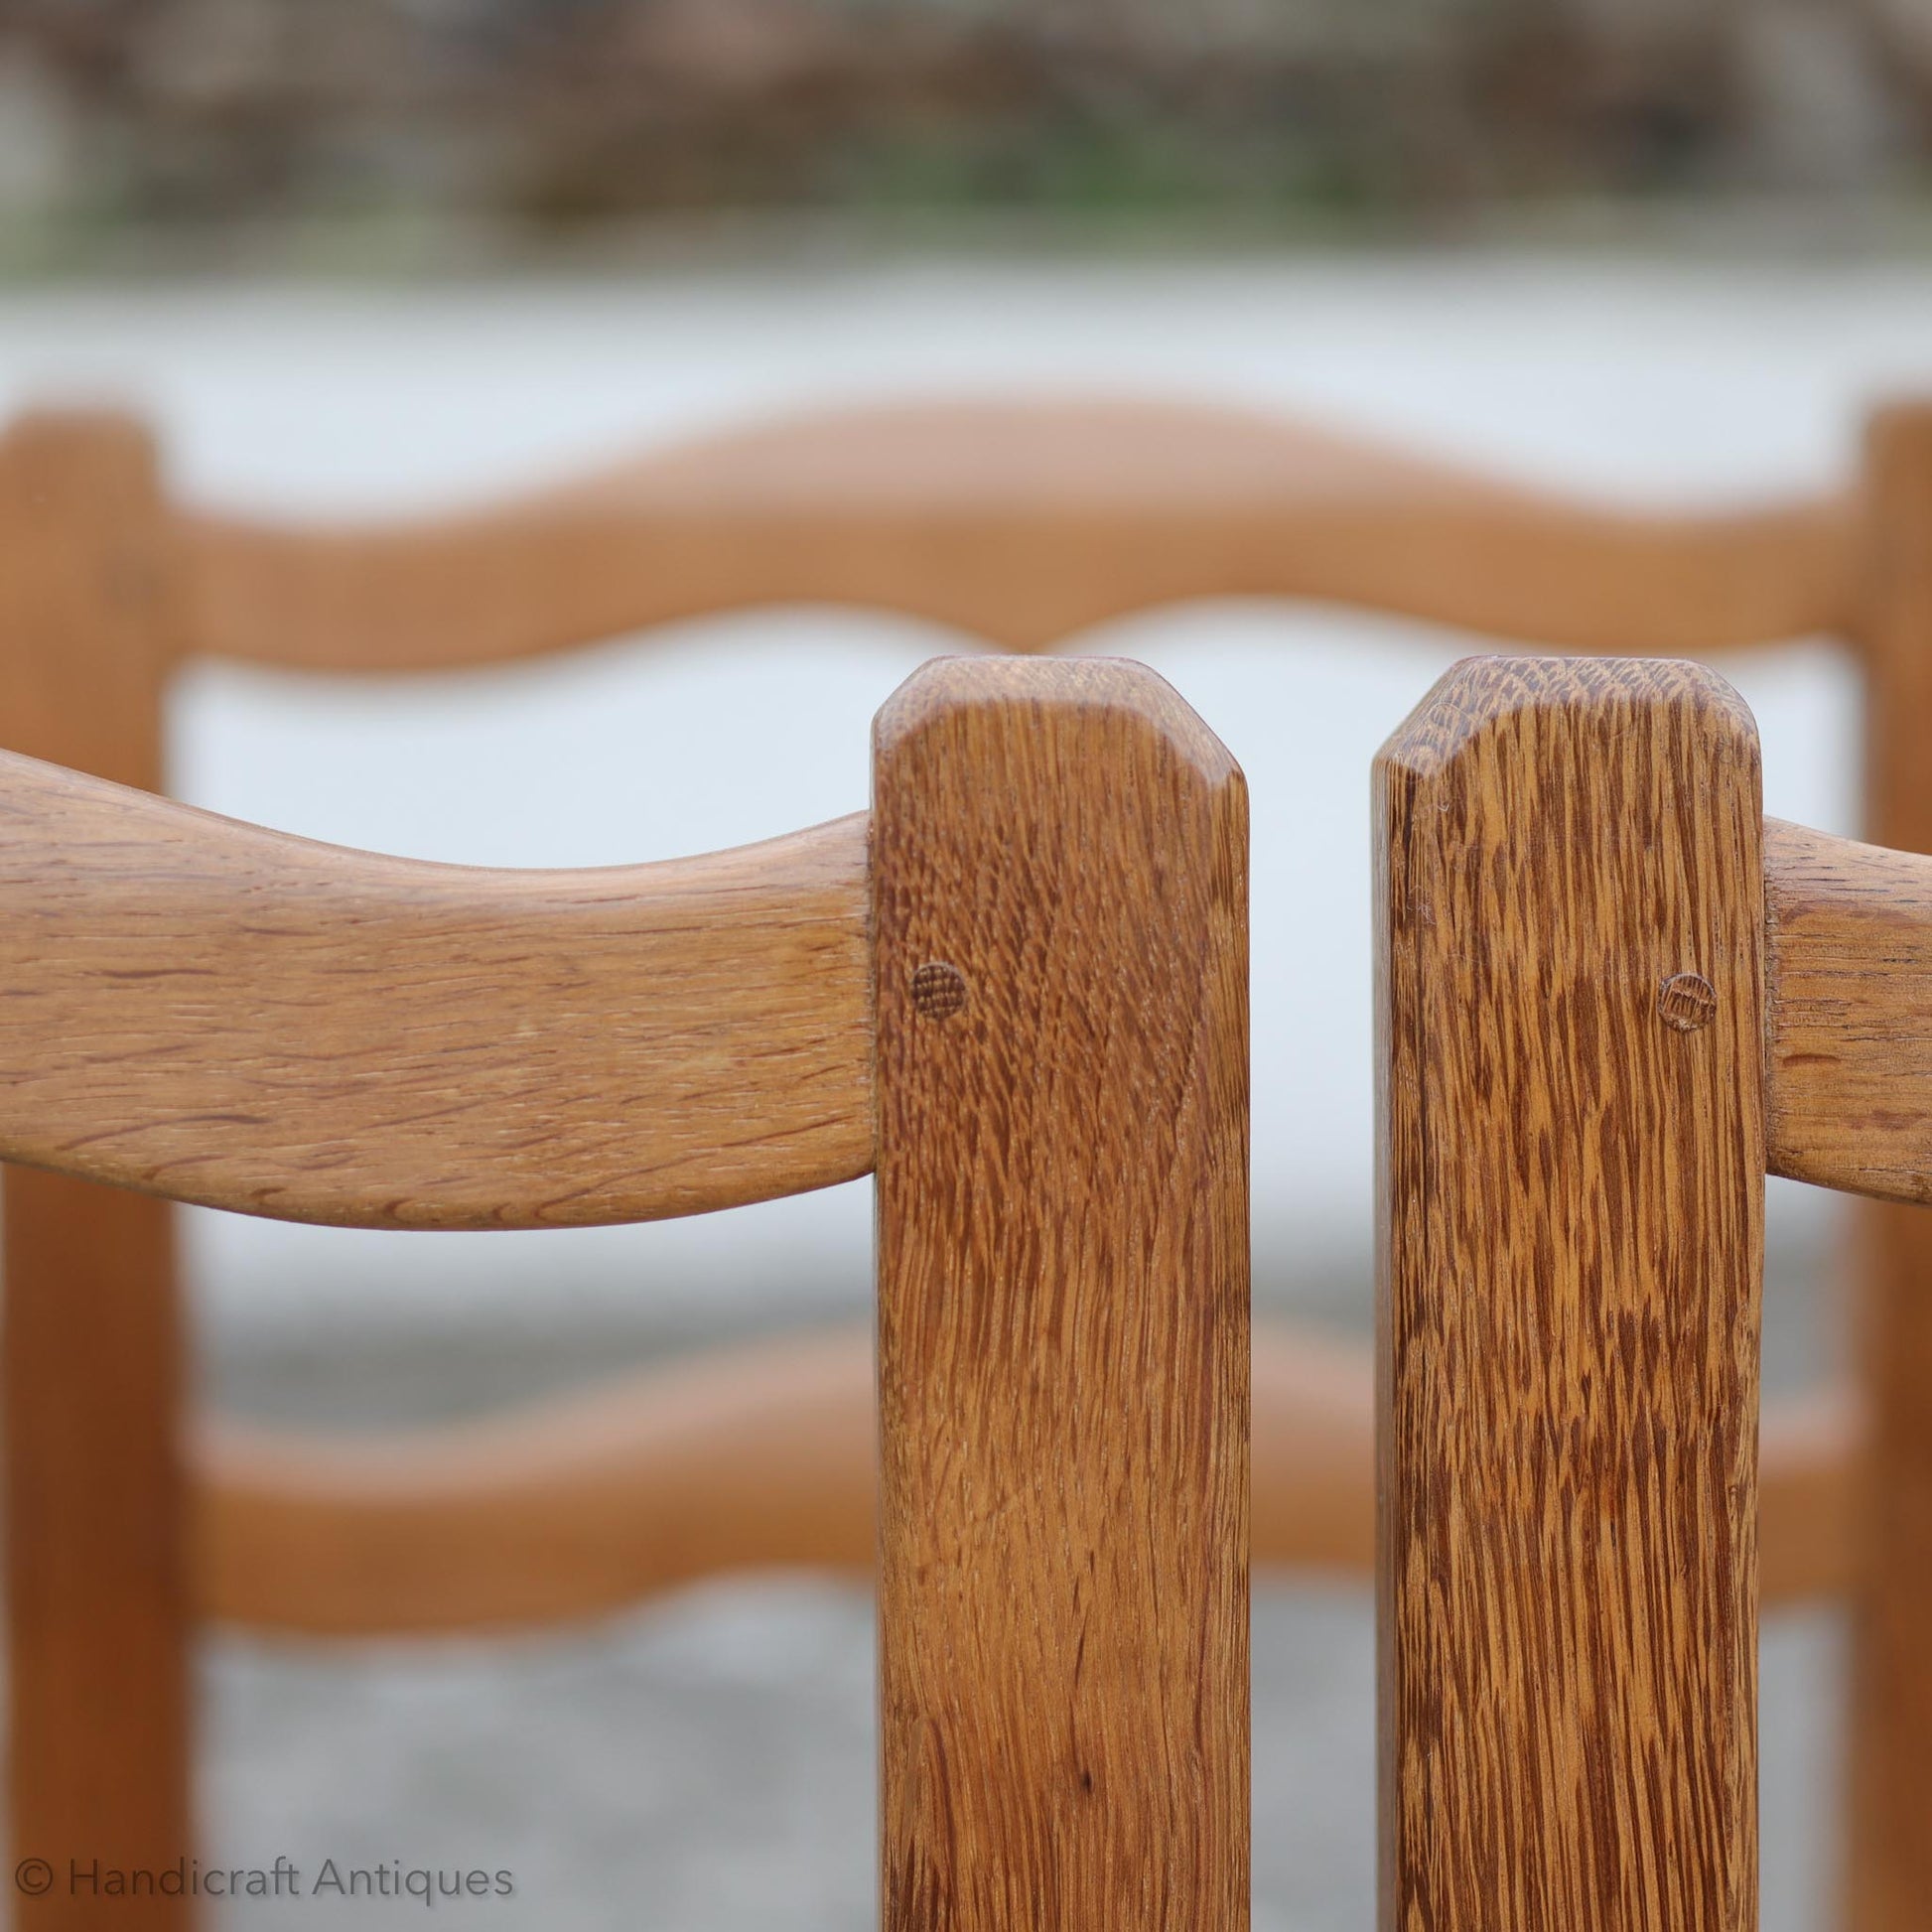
[0,252,1895,1927]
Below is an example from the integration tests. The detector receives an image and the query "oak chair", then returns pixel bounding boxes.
[0,394,1912,1921]
[1375,652,1932,1932]
[0,654,1250,1927]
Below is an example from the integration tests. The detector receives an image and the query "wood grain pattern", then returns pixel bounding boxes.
[0,412,194,1929]
[1766,817,1932,1201]
[186,1323,1850,1635]
[0,755,870,1227]
[1377,655,1762,1932]
[873,656,1248,1932]
[180,399,1855,667]
[1844,399,1932,1932]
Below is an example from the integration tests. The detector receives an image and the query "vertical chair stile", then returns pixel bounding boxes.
[1376,657,1764,1932]
[0,416,192,1929]
[1848,402,1932,1932]
[873,658,1250,1932]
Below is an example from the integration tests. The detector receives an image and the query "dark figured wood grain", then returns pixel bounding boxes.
[873,657,1249,1932]
[1377,655,1762,1932]
[1844,399,1932,1932]
[0,756,871,1228]
[0,412,194,1929]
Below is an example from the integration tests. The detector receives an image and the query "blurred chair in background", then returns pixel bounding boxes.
[0,395,1913,1926]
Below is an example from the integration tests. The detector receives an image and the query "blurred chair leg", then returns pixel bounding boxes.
[0,413,192,1925]
[1848,403,1932,1932]
[6,1177,192,1928]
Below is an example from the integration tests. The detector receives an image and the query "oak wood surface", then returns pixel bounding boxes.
[1377,655,1762,1932]
[1766,817,1932,1202]
[0,756,871,1227]
[1844,400,1932,1932]
[873,657,1248,1932]
[180,399,1855,667]
[0,413,194,1928]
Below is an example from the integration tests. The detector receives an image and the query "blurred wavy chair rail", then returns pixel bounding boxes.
[0,395,1919,1925]
[1376,651,1932,1932]
[0,653,1250,1924]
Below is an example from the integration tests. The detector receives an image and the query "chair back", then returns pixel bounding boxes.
[0,654,1250,1930]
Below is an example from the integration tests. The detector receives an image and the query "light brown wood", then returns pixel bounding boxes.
[1377,655,1762,1932]
[180,399,1856,667]
[1248,1326,1373,1584]
[1766,817,1932,1202]
[1844,399,1932,1932]
[0,413,194,1929]
[873,657,1248,1932]
[185,1324,1852,1635]
[194,1331,879,1635]
[1761,1388,1863,1608]
[0,753,870,1228]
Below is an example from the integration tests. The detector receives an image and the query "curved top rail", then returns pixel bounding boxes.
[0,751,872,1228]
[179,398,1858,670]
[1768,816,1932,1205]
